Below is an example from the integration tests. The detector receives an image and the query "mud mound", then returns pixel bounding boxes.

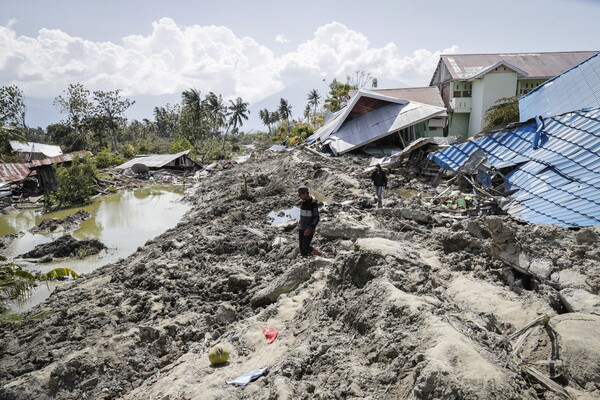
[1,148,599,400]
[19,234,106,261]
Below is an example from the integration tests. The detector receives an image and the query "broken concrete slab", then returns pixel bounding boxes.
[446,276,555,328]
[250,263,312,306]
[550,313,600,390]
[319,219,370,239]
[559,288,600,315]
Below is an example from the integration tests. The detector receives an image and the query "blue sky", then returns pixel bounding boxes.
[1,0,599,130]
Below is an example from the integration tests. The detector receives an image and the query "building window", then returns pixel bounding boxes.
[462,91,472,97]
[453,91,462,98]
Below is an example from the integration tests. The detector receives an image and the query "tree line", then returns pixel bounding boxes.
[0,70,382,163]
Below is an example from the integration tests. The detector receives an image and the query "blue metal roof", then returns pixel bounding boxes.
[429,108,600,227]
[519,52,600,121]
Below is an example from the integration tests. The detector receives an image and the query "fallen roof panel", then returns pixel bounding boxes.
[429,107,600,227]
[519,52,600,121]
[9,141,63,157]
[325,102,446,155]
[115,150,196,169]
[28,151,93,168]
[0,163,32,183]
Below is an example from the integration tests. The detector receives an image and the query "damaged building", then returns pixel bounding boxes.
[430,51,600,227]
[115,150,201,172]
[307,88,448,156]
[429,51,597,137]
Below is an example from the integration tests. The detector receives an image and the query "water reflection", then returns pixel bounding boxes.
[1,186,191,312]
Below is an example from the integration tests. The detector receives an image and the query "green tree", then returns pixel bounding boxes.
[223,97,249,149]
[484,96,520,130]
[180,88,208,145]
[324,79,353,112]
[0,85,28,139]
[204,92,228,137]
[307,89,321,124]
[153,104,180,139]
[49,155,98,209]
[169,138,194,154]
[89,89,134,150]
[278,98,292,132]
[53,83,94,149]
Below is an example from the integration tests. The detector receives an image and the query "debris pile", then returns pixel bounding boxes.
[0,148,599,400]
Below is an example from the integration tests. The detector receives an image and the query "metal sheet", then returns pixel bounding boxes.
[115,150,197,169]
[439,51,597,81]
[326,102,446,155]
[9,141,63,157]
[429,108,600,227]
[28,151,93,167]
[519,52,600,121]
[0,163,31,183]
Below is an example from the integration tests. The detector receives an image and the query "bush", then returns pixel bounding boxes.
[196,139,230,162]
[47,155,98,209]
[94,147,125,169]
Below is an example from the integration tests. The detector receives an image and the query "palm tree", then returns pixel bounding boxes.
[204,92,228,137]
[223,97,249,149]
[307,89,321,124]
[181,88,202,118]
[278,98,292,130]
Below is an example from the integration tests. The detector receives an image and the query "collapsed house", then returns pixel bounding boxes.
[306,89,448,156]
[0,151,93,202]
[430,52,600,227]
[9,140,63,161]
[115,150,201,172]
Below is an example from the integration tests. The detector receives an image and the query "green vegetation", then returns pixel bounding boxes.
[0,71,379,166]
[484,96,520,130]
[46,155,98,210]
[0,263,79,312]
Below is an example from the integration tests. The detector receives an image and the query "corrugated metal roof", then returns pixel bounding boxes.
[348,87,445,108]
[307,90,409,144]
[519,52,600,121]
[115,150,197,169]
[9,141,63,157]
[0,163,32,183]
[326,102,447,155]
[307,90,446,155]
[429,108,600,227]
[28,151,93,168]
[439,51,597,81]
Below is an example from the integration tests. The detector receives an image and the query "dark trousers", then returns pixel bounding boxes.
[299,229,314,256]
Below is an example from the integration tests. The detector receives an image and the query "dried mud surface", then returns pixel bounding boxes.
[1,148,599,400]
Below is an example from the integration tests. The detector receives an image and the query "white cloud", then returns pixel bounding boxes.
[0,19,458,103]
[275,34,289,44]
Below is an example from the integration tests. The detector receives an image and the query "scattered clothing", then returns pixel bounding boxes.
[226,367,270,386]
[262,328,278,344]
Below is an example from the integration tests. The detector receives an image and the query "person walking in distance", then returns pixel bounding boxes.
[297,186,322,257]
[371,164,388,208]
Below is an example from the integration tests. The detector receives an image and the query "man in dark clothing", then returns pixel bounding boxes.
[371,164,388,208]
[297,186,322,257]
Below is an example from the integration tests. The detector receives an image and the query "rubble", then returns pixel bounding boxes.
[1,147,599,400]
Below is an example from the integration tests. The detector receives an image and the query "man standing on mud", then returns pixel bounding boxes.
[297,186,322,257]
[371,164,388,208]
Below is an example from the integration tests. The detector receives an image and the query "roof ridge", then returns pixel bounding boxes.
[441,50,598,57]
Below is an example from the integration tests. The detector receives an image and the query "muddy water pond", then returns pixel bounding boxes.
[1,186,191,312]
